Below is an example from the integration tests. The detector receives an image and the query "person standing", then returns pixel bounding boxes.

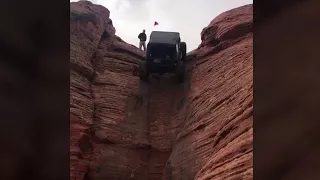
[138,29,147,51]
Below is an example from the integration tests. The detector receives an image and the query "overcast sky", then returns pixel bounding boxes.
[71,0,253,51]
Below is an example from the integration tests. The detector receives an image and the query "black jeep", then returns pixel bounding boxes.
[138,31,187,83]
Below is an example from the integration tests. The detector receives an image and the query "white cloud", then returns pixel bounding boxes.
[71,0,253,51]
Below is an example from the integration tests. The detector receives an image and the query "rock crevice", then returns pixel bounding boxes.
[70,1,253,180]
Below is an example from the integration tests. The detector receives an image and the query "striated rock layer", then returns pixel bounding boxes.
[70,1,146,179]
[70,1,252,180]
[172,4,253,180]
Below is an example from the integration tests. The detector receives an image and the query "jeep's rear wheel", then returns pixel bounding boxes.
[176,61,185,83]
[139,62,149,82]
[180,42,187,61]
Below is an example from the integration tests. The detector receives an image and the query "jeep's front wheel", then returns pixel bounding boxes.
[139,62,149,82]
[176,61,185,83]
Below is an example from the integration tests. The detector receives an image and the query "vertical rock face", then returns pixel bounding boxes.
[70,1,146,179]
[167,4,253,180]
[70,1,252,180]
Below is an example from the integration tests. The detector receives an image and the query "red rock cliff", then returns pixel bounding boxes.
[70,1,252,180]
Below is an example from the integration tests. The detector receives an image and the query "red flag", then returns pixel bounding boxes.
[154,21,159,26]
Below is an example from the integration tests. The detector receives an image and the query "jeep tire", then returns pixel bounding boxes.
[176,61,185,83]
[180,42,187,61]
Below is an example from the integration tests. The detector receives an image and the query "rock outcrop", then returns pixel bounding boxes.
[178,5,253,180]
[70,1,252,180]
[70,1,145,179]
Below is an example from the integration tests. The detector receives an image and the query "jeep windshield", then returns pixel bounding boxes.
[148,44,176,59]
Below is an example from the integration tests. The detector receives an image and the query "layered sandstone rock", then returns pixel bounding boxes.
[165,4,253,180]
[70,1,146,179]
[70,1,252,180]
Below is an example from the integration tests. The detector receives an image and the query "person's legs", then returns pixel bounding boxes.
[142,42,146,51]
[139,41,142,50]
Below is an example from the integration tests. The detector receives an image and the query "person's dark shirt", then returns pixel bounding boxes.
[138,32,147,42]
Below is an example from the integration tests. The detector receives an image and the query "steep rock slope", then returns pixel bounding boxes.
[70,1,252,180]
[70,1,145,179]
[164,4,253,180]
